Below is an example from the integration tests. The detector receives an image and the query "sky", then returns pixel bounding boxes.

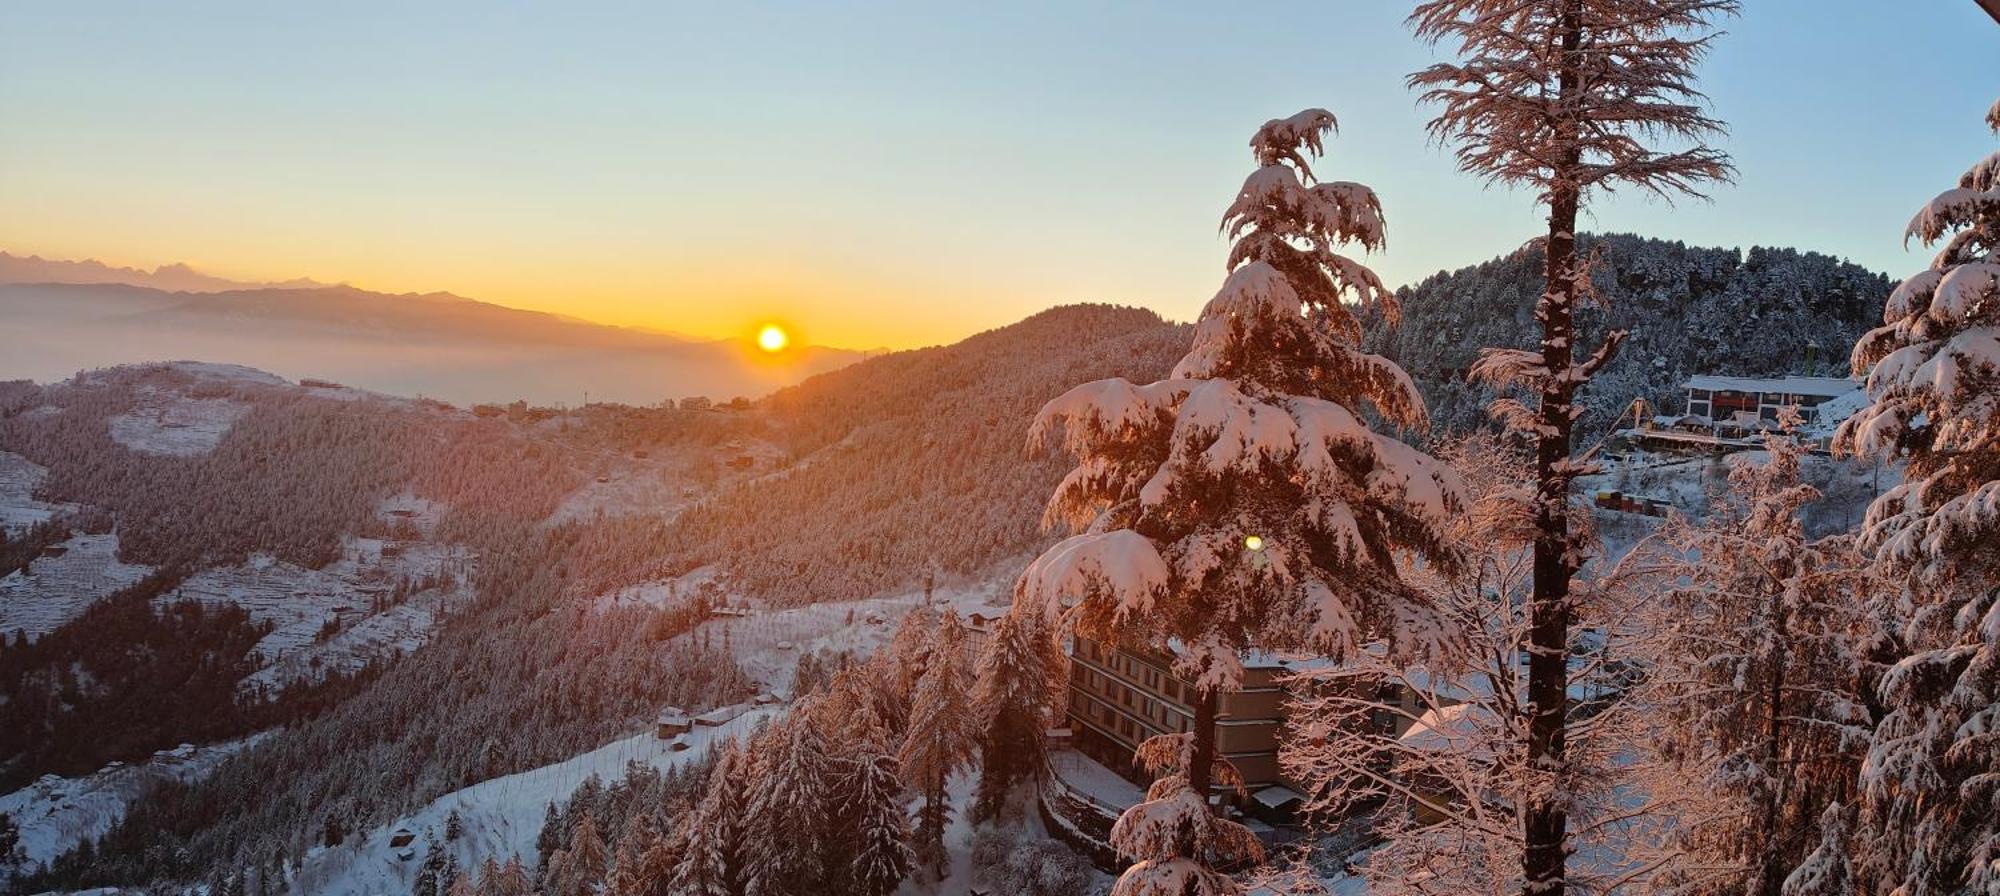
[2,2,1994,350]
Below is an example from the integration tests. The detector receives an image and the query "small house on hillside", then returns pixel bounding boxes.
[1682,375,1861,426]
[693,704,747,728]
[1624,373,1866,454]
[656,708,691,739]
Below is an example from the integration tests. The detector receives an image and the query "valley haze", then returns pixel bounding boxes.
[0,252,866,406]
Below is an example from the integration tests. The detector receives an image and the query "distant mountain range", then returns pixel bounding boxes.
[0,253,865,406]
[0,251,335,293]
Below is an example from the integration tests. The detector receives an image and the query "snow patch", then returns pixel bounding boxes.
[0,450,65,537]
[0,532,152,641]
[292,708,778,896]
[107,390,250,457]
[0,736,263,872]
[161,538,474,690]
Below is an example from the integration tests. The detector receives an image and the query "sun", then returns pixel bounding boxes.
[756,324,789,353]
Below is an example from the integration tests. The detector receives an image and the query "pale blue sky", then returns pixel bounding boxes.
[2,1,1994,347]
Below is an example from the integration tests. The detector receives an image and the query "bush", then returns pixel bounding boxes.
[971,829,1101,896]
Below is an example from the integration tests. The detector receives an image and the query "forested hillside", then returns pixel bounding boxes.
[630,304,1192,606]
[1364,233,1893,435]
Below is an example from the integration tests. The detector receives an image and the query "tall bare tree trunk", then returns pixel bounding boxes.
[1524,7,1583,894]
[1190,686,1218,803]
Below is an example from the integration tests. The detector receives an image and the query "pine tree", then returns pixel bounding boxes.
[846,715,917,896]
[746,719,836,896]
[477,855,533,896]
[1831,97,2000,896]
[417,832,451,896]
[671,744,751,896]
[536,802,564,865]
[445,808,465,841]
[1636,428,1885,896]
[969,607,1061,823]
[886,606,941,702]
[608,817,673,896]
[898,619,974,877]
[473,857,503,896]
[546,813,608,896]
[1022,108,1462,896]
[1406,4,1736,894]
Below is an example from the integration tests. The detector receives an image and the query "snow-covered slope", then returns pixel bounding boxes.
[0,532,152,640]
[0,450,64,536]
[161,536,474,691]
[291,707,779,896]
[107,392,251,457]
[0,736,263,872]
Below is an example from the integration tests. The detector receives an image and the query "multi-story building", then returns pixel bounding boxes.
[1062,636,1311,819]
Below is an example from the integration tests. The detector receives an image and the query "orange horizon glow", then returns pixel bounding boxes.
[0,239,1008,352]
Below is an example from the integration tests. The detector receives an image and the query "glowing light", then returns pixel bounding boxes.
[1243,534,1266,552]
[756,324,789,353]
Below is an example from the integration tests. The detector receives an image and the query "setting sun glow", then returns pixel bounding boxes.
[756,324,790,353]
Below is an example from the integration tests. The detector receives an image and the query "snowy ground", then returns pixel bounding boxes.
[0,736,264,873]
[711,572,1012,695]
[106,388,251,457]
[161,538,474,690]
[591,566,720,613]
[1049,749,1144,813]
[291,707,780,896]
[0,531,152,641]
[376,493,448,538]
[1584,448,1898,562]
[0,450,66,537]
[546,459,700,527]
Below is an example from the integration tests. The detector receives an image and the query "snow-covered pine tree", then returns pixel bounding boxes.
[546,813,608,896]
[746,718,837,896]
[846,714,917,896]
[607,816,669,896]
[542,850,572,896]
[536,802,564,867]
[1021,108,1462,895]
[417,832,450,896]
[1636,427,1885,896]
[671,743,752,896]
[887,606,942,704]
[1107,734,1264,896]
[1406,4,1735,893]
[472,857,503,896]
[969,606,1062,823]
[1831,97,2000,896]
[1780,804,1856,896]
[898,619,974,878]
[631,827,680,896]
[486,855,533,896]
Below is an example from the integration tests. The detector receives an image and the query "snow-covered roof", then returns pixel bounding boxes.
[693,704,747,726]
[1251,785,1306,809]
[1398,703,1499,759]
[1806,388,1871,427]
[1684,375,1860,398]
